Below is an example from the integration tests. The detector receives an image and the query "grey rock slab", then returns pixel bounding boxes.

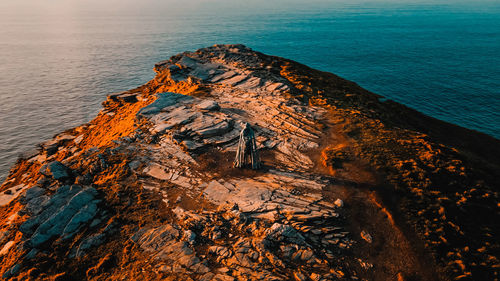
[196,100,221,111]
[20,185,77,230]
[39,161,70,180]
[177,56,201,68]
[138,92,192,115]
[62,200,99,238]
[265,223,306,245]
[151,111,199,134]
[188,114,228,133]
[128,160,141,170]
[203,180,273,213]
[143,164,171,180]
[236,76,262,91]
[202,181,232,205]
[265,82,287,92]
[176,56,222,81]
[276,143,314,169]
[210,70,238,82]
[23,186,45,202]
[222,74,249,86]
[180,140,206,151]
[195,120,232,138]
[23,186,98,247]
[132,224,180,251]
[74,232,106,258]
[202,127,241,146]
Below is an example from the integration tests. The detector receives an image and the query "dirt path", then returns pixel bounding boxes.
[304,116,440,281]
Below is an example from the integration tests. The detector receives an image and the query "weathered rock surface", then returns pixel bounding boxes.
[39,161,71,181]
[20,185,100,247]
[0,44,498,281]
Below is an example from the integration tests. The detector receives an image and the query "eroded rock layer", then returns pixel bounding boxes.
[0,44,498,281]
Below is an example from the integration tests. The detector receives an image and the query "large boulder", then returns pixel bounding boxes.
[39,161,70,180]
[20,185,100,248]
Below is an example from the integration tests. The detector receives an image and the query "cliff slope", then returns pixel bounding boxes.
[0,45,498,281]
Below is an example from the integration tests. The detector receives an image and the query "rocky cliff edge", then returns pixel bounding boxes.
[0,44,499,281]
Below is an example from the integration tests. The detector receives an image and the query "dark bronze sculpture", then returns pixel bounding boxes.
[234,123,261,169]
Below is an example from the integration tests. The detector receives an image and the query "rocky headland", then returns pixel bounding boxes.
[0,44,499,281]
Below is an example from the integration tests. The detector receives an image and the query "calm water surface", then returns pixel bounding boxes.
[1,1,499,181]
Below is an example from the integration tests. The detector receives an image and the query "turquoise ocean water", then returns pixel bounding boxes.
[0,0,499,181]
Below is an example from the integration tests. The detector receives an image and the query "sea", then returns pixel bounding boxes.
[1,0,499,182]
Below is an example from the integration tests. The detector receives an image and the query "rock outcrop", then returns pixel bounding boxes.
[0,44,498,281]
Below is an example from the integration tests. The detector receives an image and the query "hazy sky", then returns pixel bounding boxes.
[1,0,323,15]
[1,0,496,17]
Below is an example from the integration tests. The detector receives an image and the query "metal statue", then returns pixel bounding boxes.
[233,123,261,169]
